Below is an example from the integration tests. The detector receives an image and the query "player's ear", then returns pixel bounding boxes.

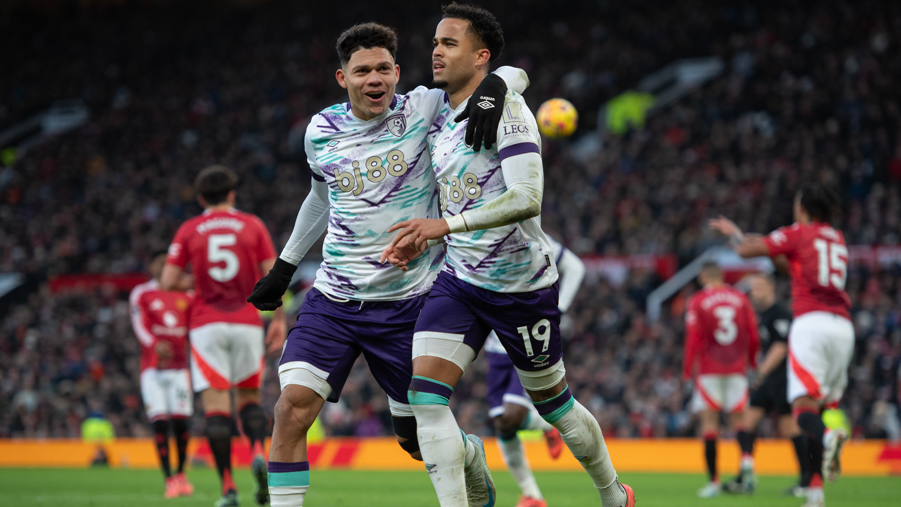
[227,190,237,207]
[197,195,207,208]
[336,68,348,89]
[395,64,400,81]
[474,49,491,68]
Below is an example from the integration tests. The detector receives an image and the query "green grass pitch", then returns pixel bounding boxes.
[0,468,898,506]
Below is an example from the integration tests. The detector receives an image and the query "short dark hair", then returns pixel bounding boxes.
[797,182,841,223]
[195,165,238,205]
[700,261,722,280]
[441,2,504,62]
[336,23,398,66]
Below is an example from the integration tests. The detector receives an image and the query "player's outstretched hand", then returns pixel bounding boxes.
[385,218,450,255]
[381,234,428,271]
[247,258,296,311]
[453,73,507,151]
[708,215,741,237]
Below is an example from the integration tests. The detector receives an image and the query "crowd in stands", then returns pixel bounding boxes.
[1,0,899,440]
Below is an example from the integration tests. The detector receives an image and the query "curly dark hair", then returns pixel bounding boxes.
[441,2,504,62]
[194,165,238,205]
[336,22,398,66]
[797,182,842,223]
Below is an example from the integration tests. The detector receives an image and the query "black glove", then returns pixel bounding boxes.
[247,258,296,311]
[453,73,507,151]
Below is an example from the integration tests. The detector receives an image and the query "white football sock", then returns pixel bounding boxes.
[498,436,543,499]
[554,400,627,507]
[270,486,307,506]
[413,403,468,507]
[521,405,555,433]
[463,434,478,468]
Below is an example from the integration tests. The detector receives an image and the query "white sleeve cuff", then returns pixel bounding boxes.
[445,215,467,234]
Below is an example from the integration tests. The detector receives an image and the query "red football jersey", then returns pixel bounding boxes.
[129,279,193,371]
[167,209,277,329]
[683,285,760,377]
[763,222,851,319]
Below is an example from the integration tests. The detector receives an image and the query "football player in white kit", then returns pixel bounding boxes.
[383,4,635,507]
[246,22,530,507]
[483,236,584,507]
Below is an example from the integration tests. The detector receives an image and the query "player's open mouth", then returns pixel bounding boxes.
[364,91,386,102]
[433,62,445,72]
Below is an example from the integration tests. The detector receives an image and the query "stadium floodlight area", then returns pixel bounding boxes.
[0,273,23,299]
[645,246,774,323]
[596,56,724,133]
[0,99,89,156]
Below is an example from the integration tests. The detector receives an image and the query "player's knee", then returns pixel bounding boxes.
[152,419,170,436]
[494,412,520,437]
[171,417,189,435]
[274,392,317,435]
[407,376,454,408]
[392,416,421,457]
[239,402,268,433]
[205,414,231,440]
[515,360,566,398]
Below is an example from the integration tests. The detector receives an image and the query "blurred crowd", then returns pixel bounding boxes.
[1,0,900,439]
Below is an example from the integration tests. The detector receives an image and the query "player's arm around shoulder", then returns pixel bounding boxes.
[440,106,544,235]
[405,86,449,124]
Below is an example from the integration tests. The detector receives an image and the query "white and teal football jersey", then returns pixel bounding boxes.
[428,90,558,293]
[304,87,452,301]
[484,237,565,354]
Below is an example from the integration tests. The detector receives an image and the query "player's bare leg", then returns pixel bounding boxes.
[202,389,239,507]
[236,388,270,505]
[267,385,325,507]
[410,355,496,507]
[525,377,633,507]
[697,409,721,498]
[494,403,546,507]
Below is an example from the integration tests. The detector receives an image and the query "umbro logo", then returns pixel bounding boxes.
[476,101,495,110]
[531,354,550,364]
[425,463,437,474]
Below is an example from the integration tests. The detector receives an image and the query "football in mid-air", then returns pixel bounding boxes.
[536,98,578,138]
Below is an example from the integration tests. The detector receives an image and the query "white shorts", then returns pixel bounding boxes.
[692,374,749,413]
[190,322,265,392]
[787,311,854,405]
[141,368,193,420]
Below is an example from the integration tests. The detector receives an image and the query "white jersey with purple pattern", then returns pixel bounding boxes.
[428,90,557,293]
[484,236,565,354]
[305,88,451,301]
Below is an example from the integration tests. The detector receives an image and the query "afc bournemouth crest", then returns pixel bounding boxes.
[386,114,407,137]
